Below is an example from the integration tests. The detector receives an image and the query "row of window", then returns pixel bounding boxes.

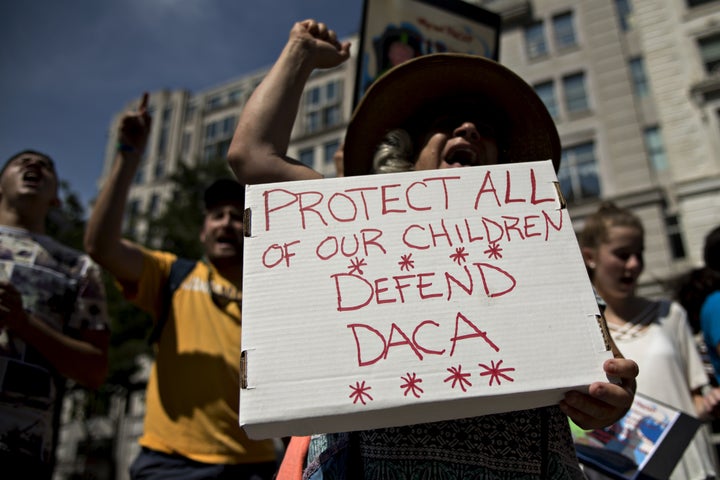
[303,79,344,135]
[524,11,577,60]
[298,139,342,176]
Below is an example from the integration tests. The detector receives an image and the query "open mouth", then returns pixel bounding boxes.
[444,147,478,166]
[22,170,41,185]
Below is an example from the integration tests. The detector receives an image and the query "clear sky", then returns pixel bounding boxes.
[0,0,363,209]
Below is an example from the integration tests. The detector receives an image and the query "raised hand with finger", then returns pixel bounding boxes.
[117,92,152,156]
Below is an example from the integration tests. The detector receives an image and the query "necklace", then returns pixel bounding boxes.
[606,301,658,341]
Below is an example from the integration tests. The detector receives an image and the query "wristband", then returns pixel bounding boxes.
[117,142,138,154]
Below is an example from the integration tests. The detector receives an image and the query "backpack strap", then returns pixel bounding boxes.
[148,257,197,344]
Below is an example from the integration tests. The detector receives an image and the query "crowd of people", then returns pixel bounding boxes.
[1,17,718,480]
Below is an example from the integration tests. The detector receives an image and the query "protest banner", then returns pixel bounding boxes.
[239,159,613,439]
[354,0,501,106]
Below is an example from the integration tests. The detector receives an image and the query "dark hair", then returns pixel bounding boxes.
[674,266,720,333]
[1,150,56,179]
[203,178,245,211]
[704,225,720,272]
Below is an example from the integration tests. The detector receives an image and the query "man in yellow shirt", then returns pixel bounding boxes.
[84,93,278,479]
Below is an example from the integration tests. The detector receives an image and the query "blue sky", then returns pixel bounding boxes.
[0,1,363,209]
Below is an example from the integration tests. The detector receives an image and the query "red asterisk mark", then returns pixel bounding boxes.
[400,372,424,398]
[449,247,469,265]
[398,253,415,271]
[444,365,473,392]
[347,257,367,275]
[479,359,515,386]
[349,381,374,405]
[483,242,503,260]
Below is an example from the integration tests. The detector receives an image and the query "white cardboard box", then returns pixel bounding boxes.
[240,159,613,439]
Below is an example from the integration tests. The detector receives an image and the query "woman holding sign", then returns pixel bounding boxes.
[228,19,639,480]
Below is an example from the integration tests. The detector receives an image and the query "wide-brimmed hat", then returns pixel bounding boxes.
[343,53,561,176]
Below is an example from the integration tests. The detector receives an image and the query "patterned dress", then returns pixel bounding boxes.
[304,406,585,479]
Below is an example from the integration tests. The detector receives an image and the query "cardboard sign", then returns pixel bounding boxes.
[354,0,501,106]
[240,160,613,439]
[572,393,702,480]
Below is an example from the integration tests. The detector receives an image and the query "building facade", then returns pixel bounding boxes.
[81,0,720,477]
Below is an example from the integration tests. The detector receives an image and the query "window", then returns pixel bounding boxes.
[207,95,222,110]
[324,140,341,177]
[185,104,196,121]
[699,33,720,75]
[303,80,344,134]
[687,0,717,7]
[306,87,321,106]
[534,81,558,118]
[323,105,342,128]
[157,127,168,157]
[222,116,236,136]
[664,213,686,259]
[181,132,192,156]
[557,142,600,203]
[524,22,548,59]
[154,157,165,179]
[148,194,160,218]
[629,57,649,97]
[299,148,314,168]
[563,72,589,113]
[229,89,243,103]
[205,122,218,141]
[615,0,633,31]
[552,12,577,50]
[162,108,172,123]
[306,111,320,134]
[643,126,668,171]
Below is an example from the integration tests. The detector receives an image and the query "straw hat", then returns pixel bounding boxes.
[343,53,561,176]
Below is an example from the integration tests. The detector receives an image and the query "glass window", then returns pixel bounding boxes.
[305,111,320,134]
[563,72,589,113]
[154,157,165,180]
[324,140,341,177]
[524,22,548,59]
[229,89,243,103]
[643,126,668,171]
[323,105,342,128]
[306,87,321,106]
[181,132,192,155]
[557,142,600,203]
[629,57,649,97]
[664,213,686,259]
[148,194,160,218]
[157,127,168,156]
[699,33,720,75]
[185,104,196,121]
[534,81,558,118]
[205,121,218,141]
[299,148,314,168]
[687,0,717,7]
[552,12,577,50]
[326,81,338,102]
[615,0,633,31]
[207,96,222,110]
[162,108,172,123]
[222,116,236,137]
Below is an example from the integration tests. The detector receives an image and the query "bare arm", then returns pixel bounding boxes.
[84,94,152,284]
[0,283,109,389]
[227,19,350,184]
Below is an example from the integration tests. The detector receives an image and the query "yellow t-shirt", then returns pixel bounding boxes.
[122,248,276,465]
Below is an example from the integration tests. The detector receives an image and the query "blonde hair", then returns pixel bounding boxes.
[579,201,644,250]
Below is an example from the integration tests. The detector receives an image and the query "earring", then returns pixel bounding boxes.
[588,262,596,269]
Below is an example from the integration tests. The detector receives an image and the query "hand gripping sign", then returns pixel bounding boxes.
[239,160,612,439]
